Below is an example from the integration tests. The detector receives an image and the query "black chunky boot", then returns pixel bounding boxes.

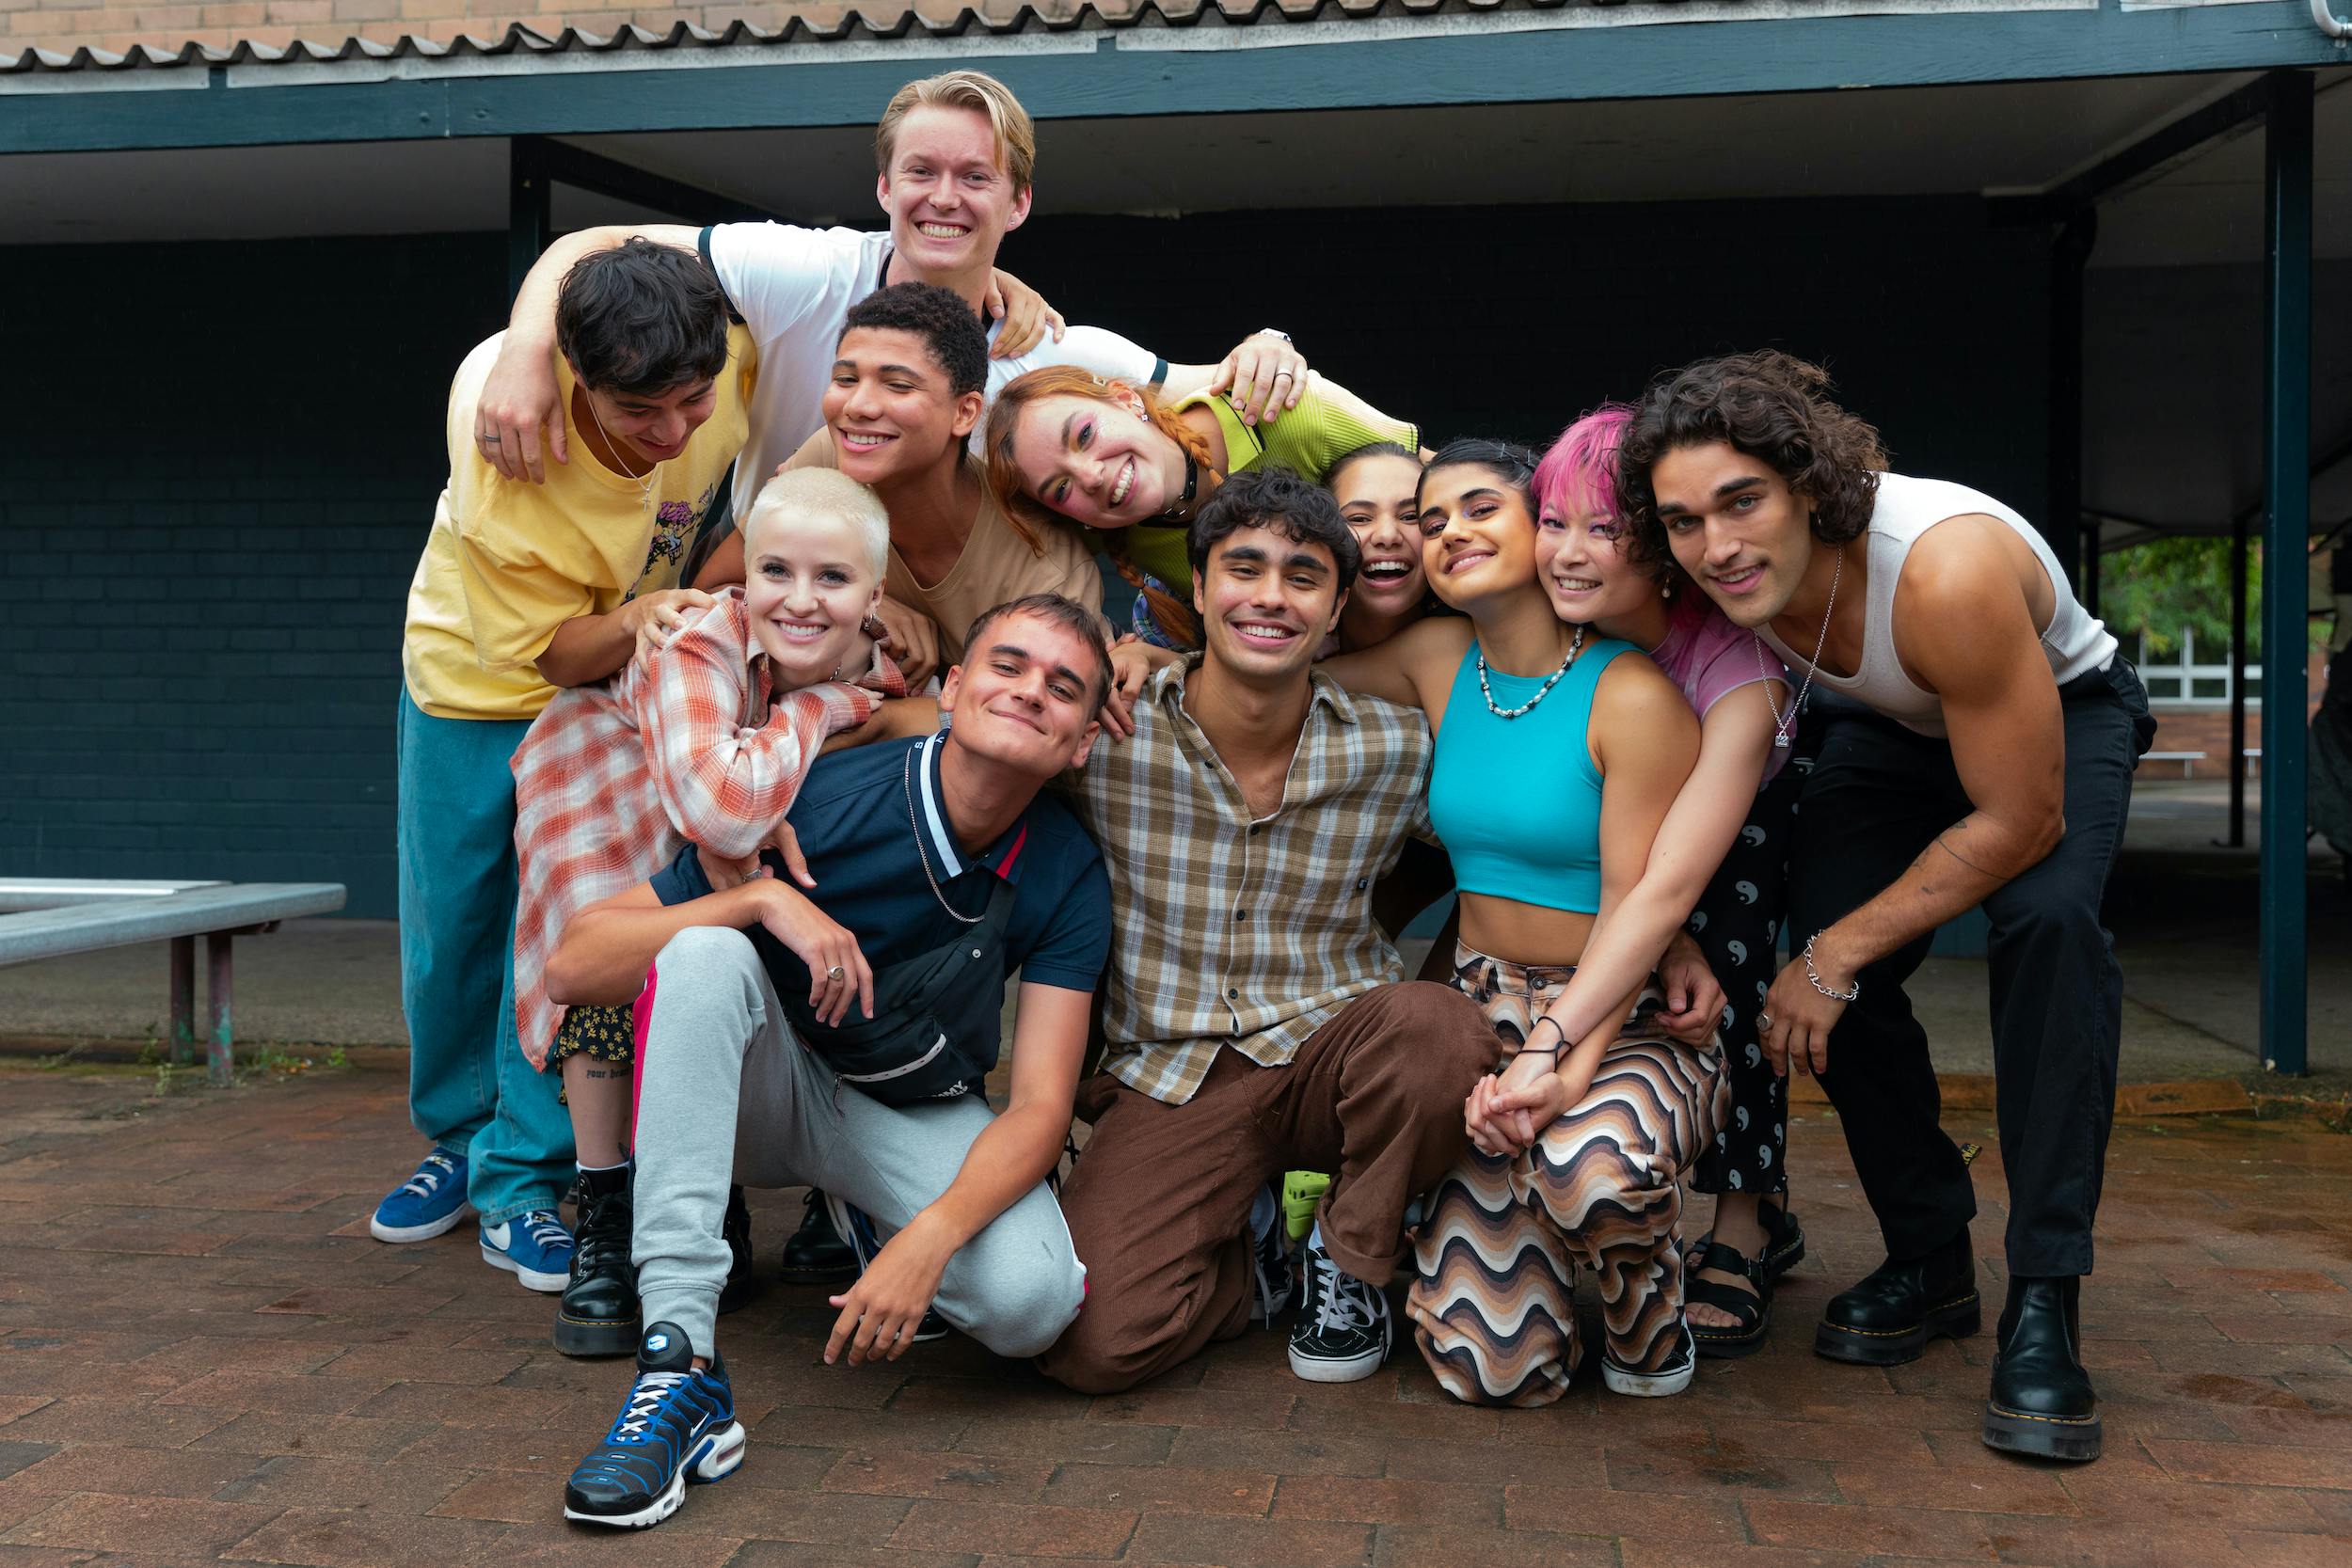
[554,1166,639,1357]
[777,1188,857,1286]
[1982,1276,2102,1462]
[1814,1229,1979,1366]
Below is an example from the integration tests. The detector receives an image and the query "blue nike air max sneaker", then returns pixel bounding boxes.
[564,1323,745,1529]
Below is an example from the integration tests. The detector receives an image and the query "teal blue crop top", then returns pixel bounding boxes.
[1427,638,1635,914]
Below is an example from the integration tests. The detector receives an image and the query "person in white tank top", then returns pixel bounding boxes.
[1622,351,2154,1467]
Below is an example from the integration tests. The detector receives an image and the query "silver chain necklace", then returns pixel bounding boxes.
[903,750,984,926]
[580,386,658,517]
[1756,543,1843,749]
[1478,625,1585,721]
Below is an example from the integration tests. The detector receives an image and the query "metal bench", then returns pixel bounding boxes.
[2141,750,2206,778]
[0,879,347,1085]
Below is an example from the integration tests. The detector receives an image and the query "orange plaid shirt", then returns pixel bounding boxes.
[508,589,902,1069]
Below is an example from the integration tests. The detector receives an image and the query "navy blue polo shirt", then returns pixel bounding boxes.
[650,731,1112,1006]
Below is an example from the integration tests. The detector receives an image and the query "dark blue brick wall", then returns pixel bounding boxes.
[0,199,2044,920]
[0,233,508,917]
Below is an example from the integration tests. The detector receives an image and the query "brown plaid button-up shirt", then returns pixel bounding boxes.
[1065,657,1435,1104]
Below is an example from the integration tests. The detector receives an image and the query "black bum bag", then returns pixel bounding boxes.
[779,876,1015,1105]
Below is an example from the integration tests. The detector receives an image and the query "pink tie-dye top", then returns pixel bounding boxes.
[1645,596,1790,786]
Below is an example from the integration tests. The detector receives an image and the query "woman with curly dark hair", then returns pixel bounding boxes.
[1619,350,2153,1465]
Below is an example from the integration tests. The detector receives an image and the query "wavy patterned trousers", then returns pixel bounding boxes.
[1406,943,1724,1407]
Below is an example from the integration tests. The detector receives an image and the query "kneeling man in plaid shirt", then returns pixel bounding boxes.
[1038,468,1495,1393]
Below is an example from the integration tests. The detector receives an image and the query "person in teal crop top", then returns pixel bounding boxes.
[980,361,1422,649]
[1319,437,1726,1407]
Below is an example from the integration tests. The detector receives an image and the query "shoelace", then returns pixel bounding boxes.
[611,1370,689,1443]
[520,1210,570,1250]
[573,1193,629,1271]
[1309,1252,1378,1335]
[399,1151,456,1199]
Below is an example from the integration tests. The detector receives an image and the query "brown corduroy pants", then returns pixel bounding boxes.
[1035,980,1494,1395]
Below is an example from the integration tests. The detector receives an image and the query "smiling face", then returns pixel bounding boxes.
[1648,440,1815,627]
[1004,389,1186,531]
[937,609,1104,779]
[876,104,1031,280]
[576,375,720,468]
[1416,462,1541,613]
[739,512,884,686]
[1190,523,1345,685]
[1534,480,1658,629]
[823,325,981,485]
[1331,451,1426,620]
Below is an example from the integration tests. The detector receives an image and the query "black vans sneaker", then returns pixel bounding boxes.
[1287,1241,1391,1383]
[1603,1319,1698,1398]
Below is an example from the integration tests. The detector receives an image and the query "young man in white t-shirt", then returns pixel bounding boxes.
[475,69,1308,672]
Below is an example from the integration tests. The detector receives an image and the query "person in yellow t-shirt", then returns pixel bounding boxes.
[378,240,756,1298]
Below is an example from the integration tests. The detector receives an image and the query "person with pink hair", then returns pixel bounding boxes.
[1493,404,1808,1357]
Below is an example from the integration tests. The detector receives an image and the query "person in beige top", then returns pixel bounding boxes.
[695,282,1102,681]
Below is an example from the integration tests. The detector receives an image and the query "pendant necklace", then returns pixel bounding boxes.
[1756,543,1843,749]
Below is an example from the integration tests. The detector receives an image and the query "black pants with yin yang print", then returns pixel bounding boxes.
[1686,736,1814,1201]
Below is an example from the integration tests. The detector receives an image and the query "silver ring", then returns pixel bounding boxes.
[1271,370,1294,381]
[826,964,846,983]
[1756,1012,1772,1032]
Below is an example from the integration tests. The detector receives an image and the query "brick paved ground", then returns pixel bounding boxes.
[3,1057,2349,1568]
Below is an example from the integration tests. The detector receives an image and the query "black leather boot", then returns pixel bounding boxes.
[777,1187,856,1286]
[554,1167,638,1357]
[1815,1229,1979,1366]
[718,1183,760,1315]
[1982,1276,2102,1462]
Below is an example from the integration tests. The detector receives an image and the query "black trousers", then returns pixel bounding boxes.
[1688,742,1812,1200]
[1788,661,2153,1278]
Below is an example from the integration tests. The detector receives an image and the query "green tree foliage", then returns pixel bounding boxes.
[2100,537,2261,661]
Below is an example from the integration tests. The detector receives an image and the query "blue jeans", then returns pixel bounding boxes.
[396,689,572,1226]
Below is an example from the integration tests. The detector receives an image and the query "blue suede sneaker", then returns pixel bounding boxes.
[370,1148,473,1243]
[481,1209,574,1292]
[564,1323,745,1529]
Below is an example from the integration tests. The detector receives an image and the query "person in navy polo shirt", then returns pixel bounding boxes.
[539,593,1113,1531]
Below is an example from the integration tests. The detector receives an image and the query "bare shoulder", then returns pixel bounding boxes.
[1594,648,1698,732]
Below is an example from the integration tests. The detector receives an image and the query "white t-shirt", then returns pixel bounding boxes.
[703,223,1162,522]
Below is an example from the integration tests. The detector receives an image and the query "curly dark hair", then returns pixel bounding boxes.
[1617,351,1887,570]
[1187,466,1361,593]
[555,237,731,398]
[838,280,988,399]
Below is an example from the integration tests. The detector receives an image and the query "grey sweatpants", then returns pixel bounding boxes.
[632,926,1087,1359]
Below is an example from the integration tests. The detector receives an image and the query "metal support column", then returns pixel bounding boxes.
[2049,209,2097,594]
[205,932,235,1086]
[2259,69,2312,1075]
[2228,511,2249,847]
[509,137,552,304]
[168,935,196,1066]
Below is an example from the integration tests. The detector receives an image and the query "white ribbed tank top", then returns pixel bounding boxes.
[1759,472,2115,738]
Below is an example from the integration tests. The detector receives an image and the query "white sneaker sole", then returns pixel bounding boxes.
[482,1241,568,1293]
[1602,1357,1696,1397]
[369,1204,473,1244]
[1288,1341,1390,1383]
[564,1420,746,1529]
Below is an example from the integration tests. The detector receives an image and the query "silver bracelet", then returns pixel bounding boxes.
[1802,934,1861,1003]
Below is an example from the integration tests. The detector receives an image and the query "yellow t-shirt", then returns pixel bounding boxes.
[782,430,1103,666]
[402,325,757,721]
